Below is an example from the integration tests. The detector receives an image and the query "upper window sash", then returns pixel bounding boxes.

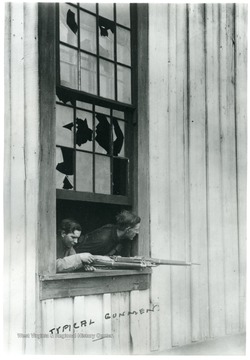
[56,3,133,106]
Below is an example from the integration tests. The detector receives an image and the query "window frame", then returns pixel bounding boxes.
[38,3,150,300]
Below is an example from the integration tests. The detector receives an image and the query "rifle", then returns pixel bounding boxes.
[91,255,199,270]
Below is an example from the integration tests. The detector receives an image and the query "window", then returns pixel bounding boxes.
[56,3,135,217]
[38,3,150,299]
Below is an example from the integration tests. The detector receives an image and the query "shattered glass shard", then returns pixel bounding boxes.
[56,87,75,105]
[63,122,74,131]
[76,118,93,146]
[56,147,74,175]
[99,16,115,37]
[113,118,124,156]
[67,9,78,34]
[95,113,111,153]
[63,176,73,189]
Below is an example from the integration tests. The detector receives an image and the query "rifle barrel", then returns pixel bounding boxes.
[111,256,199,266]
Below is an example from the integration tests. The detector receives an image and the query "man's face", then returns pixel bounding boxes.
[62,230,81,248]
[124,223,141,240]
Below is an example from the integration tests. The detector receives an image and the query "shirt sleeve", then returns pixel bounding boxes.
[56,254,83,273]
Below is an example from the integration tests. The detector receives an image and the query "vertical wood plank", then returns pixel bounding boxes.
[82,295,103,355]
[41,299,56,355]
[111,292,130,354]
[129,290,141,354]
[73,296,87,355]
[219,3,240,335]
[136,3,150,257]
[183,4,192,346]
[102,293,112,354]
[117,292,131,354]
[54,298,74,354]
[130,290,150,354]
[169,4,190,347]
[23,2,40,354]
[148,3,172,351]
[38,3,56,275]
[138,289,150,354]
[235,3,247,333]
[110,293,120,354]
[188,3,210,341]
[149,289,160,352]
[74,295,104,354]
[8,2,26,353]
[205,3,226,338]
[4,1,12,352]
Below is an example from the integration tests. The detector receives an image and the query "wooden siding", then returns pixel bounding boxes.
[4,2,247,355]
[40,290,152,355]
[149,2,247,352]
[4,2,41,354]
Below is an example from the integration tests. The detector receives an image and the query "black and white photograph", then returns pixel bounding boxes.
[3,0,248,356]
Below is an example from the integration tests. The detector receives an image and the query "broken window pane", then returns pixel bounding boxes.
[117,27,131,66]
[80,11,97,54]
[112,119,125,157]
[60,45,78,89]
[60,4,78,47]
[75,109,93,151]
[116,3,130,28]
[56,87,75,105]
[56,146,74,176]
[98,16,115,38]
[99,17,115,60]
[76,151,93,192]
[56,104,74,148]
[99,31,114,60]
[117,65,131,104]
[79,3,96,13]
[95,155,111,194]
[56,95,64,104]
[56,147,74,190]
[95,113,111,154]
[100,59,115,100]
[113,158,128,195]
[98,3,114,20]
[80,53,97,95]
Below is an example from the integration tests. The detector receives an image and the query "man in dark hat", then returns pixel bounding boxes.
[74,210,141,257]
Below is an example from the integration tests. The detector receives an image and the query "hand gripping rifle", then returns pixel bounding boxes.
[91,255,199,270]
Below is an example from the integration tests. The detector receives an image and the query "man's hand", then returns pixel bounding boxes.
[79,252,95,264]
[83,265,96,272]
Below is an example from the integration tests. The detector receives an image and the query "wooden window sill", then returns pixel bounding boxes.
[39,269,151,300]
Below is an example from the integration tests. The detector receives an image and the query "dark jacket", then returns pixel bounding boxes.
[74,224,131,256]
